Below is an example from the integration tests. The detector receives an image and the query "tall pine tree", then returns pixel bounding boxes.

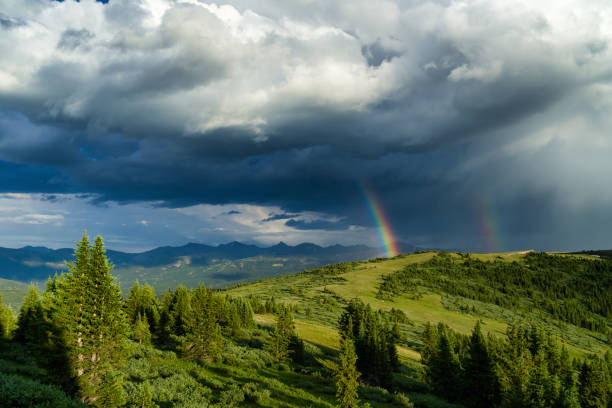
[462,321,500,407]
[53,232,129,406]
[0,293,16,339]
[14,285,48,352]
[428,328,461,401]
[336,336,361,408]
[339,299,399,390]
[267,307,296,361]
[184,285,222,361]
[125,281,160,332]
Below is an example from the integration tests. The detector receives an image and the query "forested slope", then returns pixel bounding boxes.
[0,242,610,408]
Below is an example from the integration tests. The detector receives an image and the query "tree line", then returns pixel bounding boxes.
[0,233,270,406]
[378,252,611,334]
[421,320,612,408]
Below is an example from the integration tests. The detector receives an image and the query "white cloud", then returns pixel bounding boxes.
[0,194,376,250]
[1,0,611,151]
[2,0,612,250]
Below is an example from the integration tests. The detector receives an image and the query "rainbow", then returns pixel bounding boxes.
[362,183,400,257]
[476,194,502,252]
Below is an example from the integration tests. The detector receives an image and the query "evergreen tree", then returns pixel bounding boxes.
[429,329,461,401]
[0,293,16,339]
[421,322,438,383]
[462,321,500,408]
[97,369,126,408]
[339,299,399,390]
[578,359,609,408]
[14,285,48,352]
[156,290,174,345]
[184,285,221,361]
[133,313,151,345]
[500,352,532,408]
[336,336,361,408]
[559,346,575,390]
[289,334,306,365]
[53,232,129,405]
[137,381,158,408]
[168,286,193,336]
[267,307,296,361]
[125,282,160,332]
[528,351,551,408]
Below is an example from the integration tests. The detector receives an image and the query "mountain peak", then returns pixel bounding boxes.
[219,241,249,248]
[20,245,52,252]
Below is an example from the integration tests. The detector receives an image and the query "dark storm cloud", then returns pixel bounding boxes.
[1,0,612,250]
[0,161,69,193]
[263,213,299,222]
[285,218,348,231]
[224,210,241,215]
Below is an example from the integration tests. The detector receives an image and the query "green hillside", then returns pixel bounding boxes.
[0,278,30,309]
[113,256,332,295]
[1,245,610,408]
[229,251,610,358]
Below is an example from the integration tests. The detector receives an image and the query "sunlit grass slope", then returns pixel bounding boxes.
[0,278,30,309]
[229,251,610,362]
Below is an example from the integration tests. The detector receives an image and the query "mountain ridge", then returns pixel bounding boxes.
[0,240,417,284]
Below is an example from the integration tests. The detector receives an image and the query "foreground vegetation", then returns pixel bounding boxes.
[0,235,610,407]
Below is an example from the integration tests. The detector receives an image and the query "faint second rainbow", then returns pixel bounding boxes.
[362,182,400,258]
[476,194,502,252]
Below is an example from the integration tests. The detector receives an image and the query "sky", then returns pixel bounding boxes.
[1,0,612,252]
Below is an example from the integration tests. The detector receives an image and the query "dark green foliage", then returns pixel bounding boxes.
[52,232,129,405]
[5,243,611,408]
[183,285,222,361]
[336,336,361,408]
[422,320,611,408]
[220,344,274,368]
[97,369,126,408]
[133,313,152,345]
[218,383,245,405]
[379,252,612,334]
[14,286,47,350]
[0,372,85,408]
[136,381,158,408]
[462,321,500,407]
[124,282,160,333]
[242,382,271,404]
[578,359,610,408]
[289,333,306,365]
[164,285,193,337]
[267,306,298,361]
[426,326,461,401]
[220,295,255,334]
[0,293,16,339]
[339,299,399,390]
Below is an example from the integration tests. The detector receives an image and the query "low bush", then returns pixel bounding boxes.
[0,372,84,408]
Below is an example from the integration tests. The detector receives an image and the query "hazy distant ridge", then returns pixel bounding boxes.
[0,241,417,283]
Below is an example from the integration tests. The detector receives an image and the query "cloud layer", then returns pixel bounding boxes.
[1,0,612,251]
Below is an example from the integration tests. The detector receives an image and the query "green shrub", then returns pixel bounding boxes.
[221,344,274,369]
[393,392,415,407]
[409,393,465,408]
[145,373,212,407]
[0,372,84,408]
[217,383,244,406]
[0,358,47,379]
[360,385,392,403]
[242,382,272,404]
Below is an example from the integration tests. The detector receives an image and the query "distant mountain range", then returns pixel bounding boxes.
[0,241,417,289]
